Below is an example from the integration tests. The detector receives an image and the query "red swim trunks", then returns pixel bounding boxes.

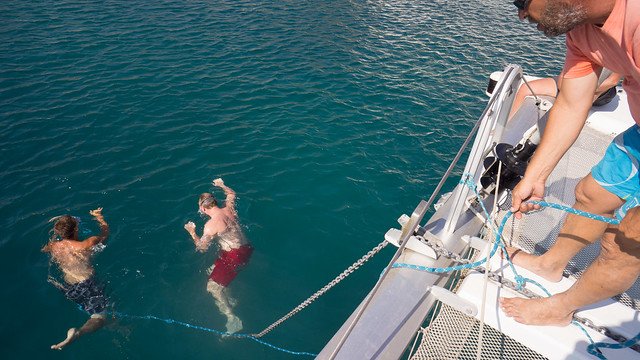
[209,244,253,287]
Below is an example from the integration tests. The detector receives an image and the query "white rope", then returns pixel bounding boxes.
[476,161,501,360]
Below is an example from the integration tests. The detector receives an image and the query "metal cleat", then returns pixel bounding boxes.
[461,235,486,251]
[428,286,478,317]
[397,214,410,226]
[385,228,438,259]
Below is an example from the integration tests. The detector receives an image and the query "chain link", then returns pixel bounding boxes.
[415,234,542,299]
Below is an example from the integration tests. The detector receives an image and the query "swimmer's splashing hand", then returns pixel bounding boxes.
[184,221,196,235]
[90,208,107,227]
[90,207,103,218]
[213,178,224,187]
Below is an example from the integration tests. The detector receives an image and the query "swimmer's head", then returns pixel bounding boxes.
[199,193,217,212]
[53,215,79,239]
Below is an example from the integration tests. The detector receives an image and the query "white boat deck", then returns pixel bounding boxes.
[456,247,640,360]
[428,86,640,360]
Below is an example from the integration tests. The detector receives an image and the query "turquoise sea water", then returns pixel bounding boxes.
[1,0,566,359]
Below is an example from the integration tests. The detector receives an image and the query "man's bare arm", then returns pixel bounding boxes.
[184,222,214,252]
[84,208,109,247]
[511,72,598,216]
[213,178,236,211]
[593,72,621,99]
[556,70,619,100]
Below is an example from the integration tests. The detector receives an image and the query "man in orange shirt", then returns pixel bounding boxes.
[499,0,640,326]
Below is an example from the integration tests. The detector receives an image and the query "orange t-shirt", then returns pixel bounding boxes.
[563,0,640,124]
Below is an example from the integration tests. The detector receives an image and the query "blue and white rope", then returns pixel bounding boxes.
[82,308,318,357]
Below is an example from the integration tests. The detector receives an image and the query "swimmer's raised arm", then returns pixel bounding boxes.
[85,207,109,247]
[184,221,214,252]
[213,178,236,211]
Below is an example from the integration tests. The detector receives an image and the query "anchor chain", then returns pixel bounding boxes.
[574,315,640,353]
[415,234,542,299]
[252,240,388,338]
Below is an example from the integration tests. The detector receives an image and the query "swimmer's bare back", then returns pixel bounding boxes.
[217,228,248,251]
[51,243,95,284]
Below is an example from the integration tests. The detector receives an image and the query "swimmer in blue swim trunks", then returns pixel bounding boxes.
[42,208,110,350]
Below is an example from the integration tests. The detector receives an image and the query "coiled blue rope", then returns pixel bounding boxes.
[393,174,635,359]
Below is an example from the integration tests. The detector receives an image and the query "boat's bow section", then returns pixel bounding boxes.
[315,255,454,360]
[315,199,486,360]
[317,64,640,360]
[316,66,526,360]
[402,80,638,359]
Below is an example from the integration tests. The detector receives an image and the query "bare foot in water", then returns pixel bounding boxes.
[499,296,573,326]
[51,328,80,350]
[225,315,243,334]
[501,247,564,282]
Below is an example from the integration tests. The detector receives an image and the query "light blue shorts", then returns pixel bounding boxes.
[591,124,640,220]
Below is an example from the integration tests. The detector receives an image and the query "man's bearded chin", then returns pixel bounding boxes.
[539,1,588,37]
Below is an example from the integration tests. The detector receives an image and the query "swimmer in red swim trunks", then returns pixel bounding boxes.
[185,178,252,334]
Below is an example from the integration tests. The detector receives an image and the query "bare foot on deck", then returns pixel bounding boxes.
[501,247,564,282]
[51,328,80,350]
[499,296,573,326]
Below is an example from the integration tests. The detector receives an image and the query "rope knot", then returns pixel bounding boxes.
[460,173,476,190]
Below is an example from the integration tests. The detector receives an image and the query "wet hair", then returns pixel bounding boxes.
[199,193,217,209]
[53,215,78,239]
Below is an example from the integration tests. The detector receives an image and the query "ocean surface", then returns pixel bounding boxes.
[0,0,566,359]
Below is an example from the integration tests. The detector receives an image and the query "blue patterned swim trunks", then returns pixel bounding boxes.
[592,124,640,220]
[63,276,107,315]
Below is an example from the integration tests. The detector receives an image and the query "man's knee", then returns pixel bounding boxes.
[207,279,224,294]
[600,211,640,263]
[619,207,640,243]
[575,177,598,207]
[574,175,622,215]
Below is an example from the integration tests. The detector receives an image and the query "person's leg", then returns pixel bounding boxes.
[207,280,233,313]
[500,207,640,326]
[51,314,106,350]
[503,173,624,282]
[207,280,242,333]
[509,77,559,119]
